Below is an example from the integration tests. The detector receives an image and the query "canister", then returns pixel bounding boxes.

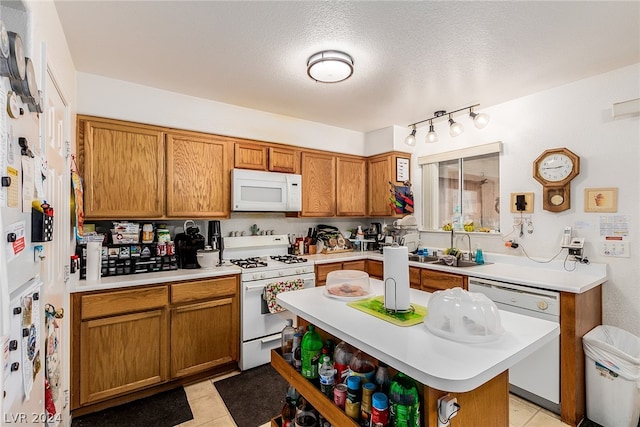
[142,223,154,243]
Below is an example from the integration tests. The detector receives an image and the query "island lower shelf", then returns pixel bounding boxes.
[270,348,360,426]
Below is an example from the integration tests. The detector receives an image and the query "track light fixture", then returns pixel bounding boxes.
[404,104,490,145]
[404,125,417,146]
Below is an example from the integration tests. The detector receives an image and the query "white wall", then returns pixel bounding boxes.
[408,64,640,335]
[76,73,366,156]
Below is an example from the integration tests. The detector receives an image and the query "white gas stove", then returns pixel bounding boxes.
[223,235,315,370]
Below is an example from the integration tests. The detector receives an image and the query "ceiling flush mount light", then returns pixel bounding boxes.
[404,104,490,145]
[307,50,354,83]
[404,125,417,146]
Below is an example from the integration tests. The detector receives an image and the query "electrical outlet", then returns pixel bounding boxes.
[510,192,534,213]
[438,395,460,427]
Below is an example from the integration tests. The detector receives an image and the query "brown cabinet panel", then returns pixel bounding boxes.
[368,152,411,217]
[268,146,299,173]
[342,260,366,271]
[81,286,168,320]
[336,156,367,216]
[420,269,466,292]
[409,266,421,290]
[234,142,268,170]
[80,118,165,218]
[171,276,237,304]
[170,297,238,378]
[301,152,336,217]
[366,260,383,279]
[315,262,343,286]
[80,309,168,405]
[166,132,231,218]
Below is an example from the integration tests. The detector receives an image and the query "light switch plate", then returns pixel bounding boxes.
[510,192,534,213]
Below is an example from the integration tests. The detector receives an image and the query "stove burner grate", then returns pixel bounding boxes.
[230,258,268,269]
[270,255,308,264]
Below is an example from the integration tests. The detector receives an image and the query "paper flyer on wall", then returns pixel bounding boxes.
[18,280,42,402]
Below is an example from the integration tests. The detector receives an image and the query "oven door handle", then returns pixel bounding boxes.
[260,333,281,344]
[244,283,267,292]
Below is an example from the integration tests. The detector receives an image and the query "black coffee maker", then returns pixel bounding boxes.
[208,220,223,265]
[175,220,205,269]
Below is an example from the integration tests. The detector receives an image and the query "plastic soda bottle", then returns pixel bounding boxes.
[281,396,296,427]
[318,355,335,397]
[281,318,296,364]
[389,371,420,427]
[300,324,322,379]
[333,341,355,383]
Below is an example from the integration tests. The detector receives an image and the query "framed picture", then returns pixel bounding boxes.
[584,187,617,212]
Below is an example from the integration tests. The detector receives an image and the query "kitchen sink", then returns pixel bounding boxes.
[428,259,491,268]
[408,254,440,263]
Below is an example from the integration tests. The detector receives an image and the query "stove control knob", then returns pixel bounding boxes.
[261,273,266,279]
[279,271,284,276]
[537,301,549,311]
[253,273,260,280]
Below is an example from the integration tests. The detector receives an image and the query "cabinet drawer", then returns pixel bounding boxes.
[81,286,168,320]
[420,269,465,291]
[171,276,238,304]
[342,260,366,271]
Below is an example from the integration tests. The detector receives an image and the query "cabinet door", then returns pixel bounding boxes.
[421,269,466,293]
[367,155,393,216]
[366,260,383,279]
[315,262,343,286]
[235,142,268,170]
[269,146,299,173]
[336,156,367,216]
[409,266,421,289]
[170,296,238,378]
[166,132,232,218]
[301,152,336,217]
[80,118,165,218]
[80,309,168,405]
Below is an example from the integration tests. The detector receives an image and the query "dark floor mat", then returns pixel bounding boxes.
[71,387,193,427]
[215,364,288,427]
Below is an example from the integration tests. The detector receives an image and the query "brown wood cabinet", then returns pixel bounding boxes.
[166,131,232,218]
[170,276,239,378]
[74,286,169,406]
[420,268,466,293]
[234,141,299,173]
[301,151,336,217]
[71,275,239,415]
[315,260,366,286]
[77,117,166,219]
[336,156,367,216]
[367,152,411,217]
[366,259,383,279]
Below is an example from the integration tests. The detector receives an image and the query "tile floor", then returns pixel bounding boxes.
[176,372,571,427]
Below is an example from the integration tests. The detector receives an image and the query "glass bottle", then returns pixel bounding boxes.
[281,319,296,364]
[388,372,420,427]
[281,396,296,427]
[301,324,322,379]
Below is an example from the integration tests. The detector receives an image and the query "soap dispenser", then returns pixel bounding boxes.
[356,225,364,240]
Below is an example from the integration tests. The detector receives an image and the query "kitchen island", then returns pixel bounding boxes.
[277,279,560,426]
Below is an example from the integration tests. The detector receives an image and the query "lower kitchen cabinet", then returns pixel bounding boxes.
[421,268,466,293]
[71,275,239,415]
[170,276,239,378]
[74,286,169,406]
[366,259,432,290]
[315,260,366,286]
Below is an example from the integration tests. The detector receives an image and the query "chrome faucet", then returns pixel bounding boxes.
[450,229,474,260]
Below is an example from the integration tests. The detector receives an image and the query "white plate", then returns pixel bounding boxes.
[322,286,373,301]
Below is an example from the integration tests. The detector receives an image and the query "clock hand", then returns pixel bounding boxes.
[541,166,565,170]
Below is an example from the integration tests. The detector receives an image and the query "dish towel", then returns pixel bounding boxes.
[264,279,305,313]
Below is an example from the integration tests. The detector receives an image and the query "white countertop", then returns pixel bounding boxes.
[71,264,241,293]
[307,251,607,294]
[277,279,560,393]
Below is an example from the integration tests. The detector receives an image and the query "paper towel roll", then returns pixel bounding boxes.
[383,245,410,311]
[86,241,102,281]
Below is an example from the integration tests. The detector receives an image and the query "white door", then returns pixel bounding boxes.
[39,65,71,427]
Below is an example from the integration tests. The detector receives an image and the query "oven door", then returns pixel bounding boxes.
[241,273,315,342]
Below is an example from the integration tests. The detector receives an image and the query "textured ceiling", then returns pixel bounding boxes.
[53,1,640,133]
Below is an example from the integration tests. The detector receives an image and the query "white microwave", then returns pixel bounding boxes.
[231,169,302,212]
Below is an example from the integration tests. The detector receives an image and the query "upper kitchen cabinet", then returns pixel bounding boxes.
[78,117,166,219]
[166,131,232,218]
[336,156,367,216]
[301,151,336,217]
[368,152,411,217]
[234,141,299,174]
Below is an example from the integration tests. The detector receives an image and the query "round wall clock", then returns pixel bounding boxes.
[533,147,580,212]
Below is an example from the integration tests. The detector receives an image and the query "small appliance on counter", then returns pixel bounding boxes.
[175,220,205,269]
[208,220,223,265]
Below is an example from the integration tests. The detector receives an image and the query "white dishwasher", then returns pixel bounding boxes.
[468,277,560,414]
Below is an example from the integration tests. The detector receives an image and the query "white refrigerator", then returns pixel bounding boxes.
[1,49,71,426]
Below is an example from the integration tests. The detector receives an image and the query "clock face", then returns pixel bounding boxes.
[538,153,574,182]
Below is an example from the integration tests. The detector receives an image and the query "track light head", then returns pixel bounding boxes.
[448,115,464,137]
[404,125,417,146]
[470,108,490,129]
[426,121,438,143]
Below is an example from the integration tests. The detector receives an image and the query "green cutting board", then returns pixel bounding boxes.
[347,296,427,327]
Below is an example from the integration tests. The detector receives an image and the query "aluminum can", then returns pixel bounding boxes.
[166,241,175,255]
[333,383,347,409]
[157,242,167,256]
